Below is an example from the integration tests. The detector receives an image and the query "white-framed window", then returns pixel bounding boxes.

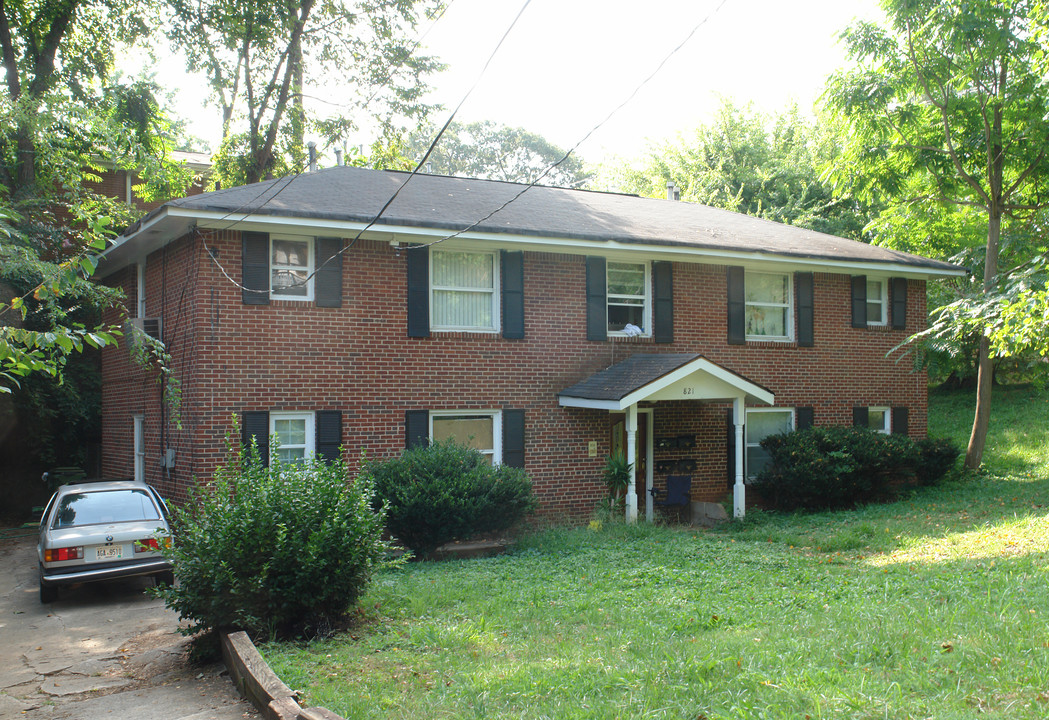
[136,262,146,318]
[745,271,793,340]
[430,249,499,331]
[867,406,891,434]
[133,415,145,483]
[866,279,888,325]
[745,407,795,479]
[430,411,502,465]
[607,261,650,335]
[271,412,315,464]
[271,235,314,300]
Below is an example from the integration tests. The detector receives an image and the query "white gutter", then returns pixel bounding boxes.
[105,206,967,281]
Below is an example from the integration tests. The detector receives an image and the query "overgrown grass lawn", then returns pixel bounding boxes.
[262,387,1049,719]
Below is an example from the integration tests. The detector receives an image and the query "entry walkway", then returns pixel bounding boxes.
[0,532,256,720]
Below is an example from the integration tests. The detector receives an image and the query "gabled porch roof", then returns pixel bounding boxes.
[557,353,774,411]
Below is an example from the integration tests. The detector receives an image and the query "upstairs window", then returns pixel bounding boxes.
[745,271,792,340]
[866,279,887,325]
[271,236,313,300]
[607,261,649,335]
[431,249,499,331]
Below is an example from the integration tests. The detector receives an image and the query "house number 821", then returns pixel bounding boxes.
[682,387,694,396]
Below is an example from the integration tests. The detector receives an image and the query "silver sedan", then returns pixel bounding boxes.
[37,480,174,603]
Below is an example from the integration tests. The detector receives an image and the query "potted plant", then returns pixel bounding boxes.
[602,451,633,508]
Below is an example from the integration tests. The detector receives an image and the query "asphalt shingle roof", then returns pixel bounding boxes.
[559,353,703,401]
[158,165,960,272]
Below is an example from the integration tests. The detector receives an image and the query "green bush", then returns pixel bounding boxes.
[363,439,538,556]
[154,428,392,643]
[914,437,962,485]
[752,426,958,511]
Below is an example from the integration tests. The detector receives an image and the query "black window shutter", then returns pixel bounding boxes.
[242,411,270,466]
[501,250,525,339]
[502,409,525,468]
[796,406,814,430]
[316,410,342,462]
[406,247,430,338]
[727,266,745,345]
[653,261,674,344]
[726,410,736,489]
[315,237,343,308]
[852,406,869,428]
[891,277,907,330]
[851,275,867,328]
[795,272,814,347]
[242,232,270,305]
[405,410,429,449]
[892,406,909,436]
[586,256,607,341]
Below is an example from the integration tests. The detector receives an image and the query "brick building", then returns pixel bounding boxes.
[95,165,964,521]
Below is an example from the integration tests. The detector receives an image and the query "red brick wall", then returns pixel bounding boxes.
[101,231,930,518]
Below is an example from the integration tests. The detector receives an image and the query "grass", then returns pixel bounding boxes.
[261,385,1049,719]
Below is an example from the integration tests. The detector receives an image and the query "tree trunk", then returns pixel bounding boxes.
[965,206,1001,469]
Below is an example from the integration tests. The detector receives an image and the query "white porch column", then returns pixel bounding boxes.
[645,411,654,523]
[625,404,638,523]
[733,396,745,518]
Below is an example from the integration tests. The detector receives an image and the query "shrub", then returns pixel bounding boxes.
[363,439,538,556]
[915,437,962,485]
[154,426,392,643]
[753,426,958,511]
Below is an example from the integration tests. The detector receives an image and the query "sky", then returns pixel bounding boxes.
[418,0,886,163]
[155,0,886,166]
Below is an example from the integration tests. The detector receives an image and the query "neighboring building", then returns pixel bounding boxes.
[95,166,964,521]
[85,151,212,212]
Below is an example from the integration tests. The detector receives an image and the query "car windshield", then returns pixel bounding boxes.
[51,489,161,528]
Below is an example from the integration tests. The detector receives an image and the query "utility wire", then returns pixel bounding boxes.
[198,0,533,294]
[191,0,459,282]
[196,0,729,292]
[406,0,731,251]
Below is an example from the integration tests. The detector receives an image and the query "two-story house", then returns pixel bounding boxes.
[96,165,964,522]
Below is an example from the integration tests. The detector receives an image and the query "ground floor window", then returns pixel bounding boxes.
[430,411,501,464]
[867,406,891,434]
[745,408,794,479]
[271,412,315,463]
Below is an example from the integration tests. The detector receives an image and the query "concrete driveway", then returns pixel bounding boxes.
[0,531,257,720]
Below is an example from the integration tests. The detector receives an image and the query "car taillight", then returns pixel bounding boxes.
[45,546,83,562]
[136,538,160,553]
[135,537,170,553]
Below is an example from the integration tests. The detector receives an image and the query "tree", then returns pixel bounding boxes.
[166,0,443,186]
[0,3,192,392]
[824,0,1049,469]
[406,120,592,187]
[606,100,874,240]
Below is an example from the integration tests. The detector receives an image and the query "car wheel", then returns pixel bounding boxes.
[39,580,57,604]
[154,570,175,587]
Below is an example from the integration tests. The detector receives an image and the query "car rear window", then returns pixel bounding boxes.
[51,489,162,528]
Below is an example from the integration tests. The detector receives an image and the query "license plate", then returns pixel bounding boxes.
[96,546,122,561]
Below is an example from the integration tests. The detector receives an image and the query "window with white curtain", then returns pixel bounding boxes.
[430,249,499,331]
[745,271,792,340]
[271,236,313,300]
